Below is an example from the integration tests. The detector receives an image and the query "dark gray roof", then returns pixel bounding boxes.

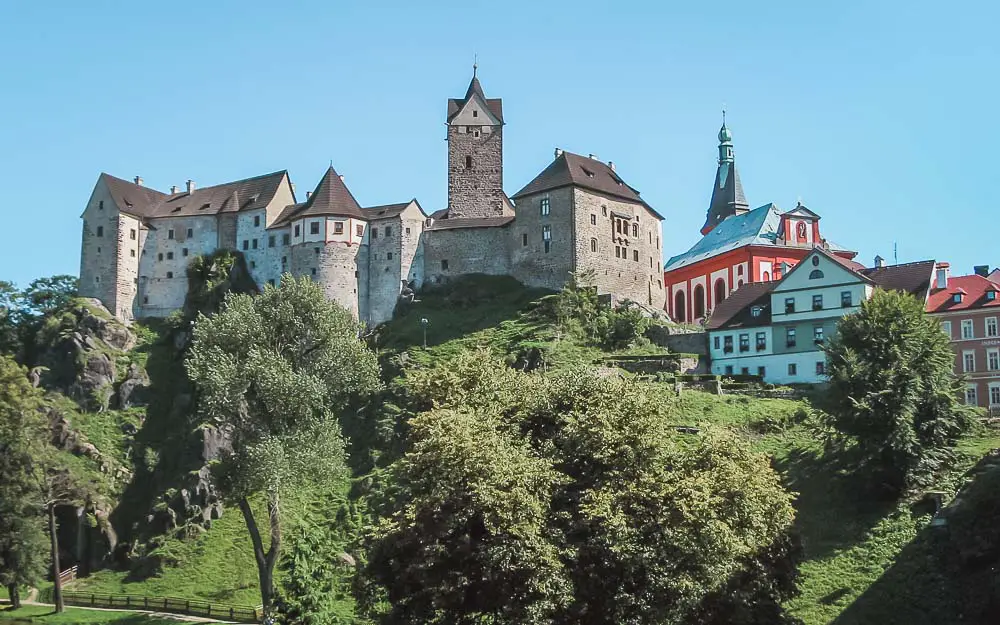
[149,170,288,219]
[363,199,425,220]
[701,160,748,235]
[271,167,364,226]
[861,260,936,299]
[511,151,664,219]
[99,173,167,218]
[707,282,776,330]
[447,72,503,122]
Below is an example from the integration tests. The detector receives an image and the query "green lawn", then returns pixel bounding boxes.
[0,605,203,624]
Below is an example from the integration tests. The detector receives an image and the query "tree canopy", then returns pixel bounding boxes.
[823,288,976,493]
[362,351,799,625]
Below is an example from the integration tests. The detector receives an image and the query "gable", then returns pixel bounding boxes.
[782,205,821,221]
[398,200,426,220]
[771,250,865,293]
[448,92,501,126]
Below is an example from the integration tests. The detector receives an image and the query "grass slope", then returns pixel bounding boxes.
[0,605,199,625]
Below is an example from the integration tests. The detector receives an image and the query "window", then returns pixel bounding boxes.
[786,328,797,347]
[713,336,720,349]
[157,253,163,261]
[989,348,1000,371]
[254,215,260,227]
[724,365,734,375]
[472,110,478,118]
[988,291,998,301]
[281,256,287,267]
[785,298,795,314]
[751,305,762,318]
[615,246,621,259]
[97,247,102,254]
[405,227,411,235]
[166,271,173,279]
[953,293,963,303]
[544,241,551,253]
[988,317,998,337]
[130,249,135,257]
[385,227,392,237]
[737,265,744,276]
[522,233,528,246]
[333,222,343,235]
[656,236,660,249]
[633,250,639,262]
[250,261,256,269]
[182,248,188,257]
[312,222,322,235]
[963,350,975,373]
[542,226,551,253]
[96,226,104,237]
[166,252,174,260]
[465,155,473,169]
[311,268,316,277]
[314,247,320,255]
[741,367,750,375]
[372,227,378,239]
[95,276,100,283]
[252,238,258,249]
[130,228,136,240]
[242,240,249,251]
[788,363,797,376]
[591,238,598,253]
[723,336,733,353]
[143,296,148,304]
[991,384,1000,407]
[962,319,974,339]
[813,294,823,310]
[294,225,301,237]
[168,229,174,240]
[187,228,193,238]
[965,384,978,406]
[816,361,826,375]
[739,334,750,352]
[756,332,767,351]
[808,269,824,279]
[441,260,449,271]
[387,252,393,260]
[99,200,104,210]
[814,326,825,344]
[632,223,638,237]
[763,271,771,281]
[268,235,275,248]
[282,233,290,245]
[757,366,766,377]
[591,214,596,225]
[540,198,550,216]
[356,224,364,236]
[941,320,952,337]
[602,205,608,217]
[841,291,852,307]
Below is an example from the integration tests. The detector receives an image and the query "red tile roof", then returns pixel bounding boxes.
[271,167,364,226]
[926,274,1000,313]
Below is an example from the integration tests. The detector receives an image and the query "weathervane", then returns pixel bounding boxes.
[473,53,478,77]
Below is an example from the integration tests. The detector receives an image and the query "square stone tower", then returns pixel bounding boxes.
[446,66,506,218]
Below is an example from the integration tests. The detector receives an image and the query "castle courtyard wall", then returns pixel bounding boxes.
[422,225,512,286]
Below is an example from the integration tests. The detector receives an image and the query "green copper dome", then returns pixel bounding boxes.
[718,123,732,143]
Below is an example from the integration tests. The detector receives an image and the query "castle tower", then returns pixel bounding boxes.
[700,115,749,235]
[446,64,506,219]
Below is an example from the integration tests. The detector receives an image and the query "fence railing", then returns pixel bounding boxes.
[57,565,78,585]
[49,590,262,623]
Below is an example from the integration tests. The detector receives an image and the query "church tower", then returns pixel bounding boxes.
[700,115,749,235]
[445,65,506,219]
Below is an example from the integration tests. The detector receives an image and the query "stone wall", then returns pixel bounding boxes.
[290,240,362,318]
[423,225,512,286]
[78,180,122,317]
[447,124,505,218]
[509,186,575,291]
[366,217,403,324]
[114,214,143,320]
[136,215,219,317]
[571,188,665,309]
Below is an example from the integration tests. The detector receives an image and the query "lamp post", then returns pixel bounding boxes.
[420,318,429,349]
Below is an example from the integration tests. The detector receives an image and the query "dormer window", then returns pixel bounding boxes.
[988,290,997,301]
[751,306,762,318]
[954,293,964,303]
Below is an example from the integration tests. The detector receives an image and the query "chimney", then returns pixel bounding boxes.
[306,191,312,200]
[170,185,179,194]
[608,161,615,172]
[554,147,563,159]
[874,255,885,268]
[588,153,599,160]
[134,176,143,186]
[186,179,195,193]
[935,263,950,290]
[974,265,990,277]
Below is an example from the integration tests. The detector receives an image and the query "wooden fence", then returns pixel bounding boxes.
[57,565,78,586]
[45,590,262,623]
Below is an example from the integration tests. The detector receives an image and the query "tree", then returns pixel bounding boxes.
[186,276,381,616]
[823,288,976,494]
[0,356,47,608]
[19,275,78,319]
[363,351,798,625]
[0,281,20,355]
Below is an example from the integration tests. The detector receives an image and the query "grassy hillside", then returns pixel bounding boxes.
[0,605,194,624]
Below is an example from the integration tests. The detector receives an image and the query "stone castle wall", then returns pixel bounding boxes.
[290,240,362,318]
[366,217,402,325]
[422,225,513,286]
[509,186,575,291]
[79,182,123,317]
[447,125,505,218]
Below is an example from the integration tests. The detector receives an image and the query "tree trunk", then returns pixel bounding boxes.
[7,584,20,609]
[48,503,63,613]
[238,493,281,616]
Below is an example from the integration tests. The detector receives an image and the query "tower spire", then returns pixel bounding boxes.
[473,53,478,78]
[701,116,748,235]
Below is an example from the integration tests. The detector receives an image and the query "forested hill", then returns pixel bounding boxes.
[2,269,999,625]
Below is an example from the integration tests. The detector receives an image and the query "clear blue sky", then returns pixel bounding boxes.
[2,0,996,288]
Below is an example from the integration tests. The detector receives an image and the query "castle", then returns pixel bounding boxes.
[78,68,666,323]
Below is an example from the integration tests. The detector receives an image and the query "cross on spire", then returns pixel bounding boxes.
[473,53,478,78]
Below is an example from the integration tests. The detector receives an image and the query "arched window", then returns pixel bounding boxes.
[632,223,638,237]
[674,291,687,322]
[763,271,771,281]
[809,269,824,279]
[465,155,472,169]
[590,238,598,253]
[693,284,705,319]
[714,278,727,307]
[737,265,744,276]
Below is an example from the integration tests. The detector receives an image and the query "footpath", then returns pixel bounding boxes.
[0,596,237,624]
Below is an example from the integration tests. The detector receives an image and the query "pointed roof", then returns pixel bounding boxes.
[701,122,748,235]
[511,151,663,219]
[270,166,364,226]
[98,173,167,218]
[447,69,503,123]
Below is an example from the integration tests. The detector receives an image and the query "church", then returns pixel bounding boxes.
[77,67,666,323]
[663,121,859,323]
